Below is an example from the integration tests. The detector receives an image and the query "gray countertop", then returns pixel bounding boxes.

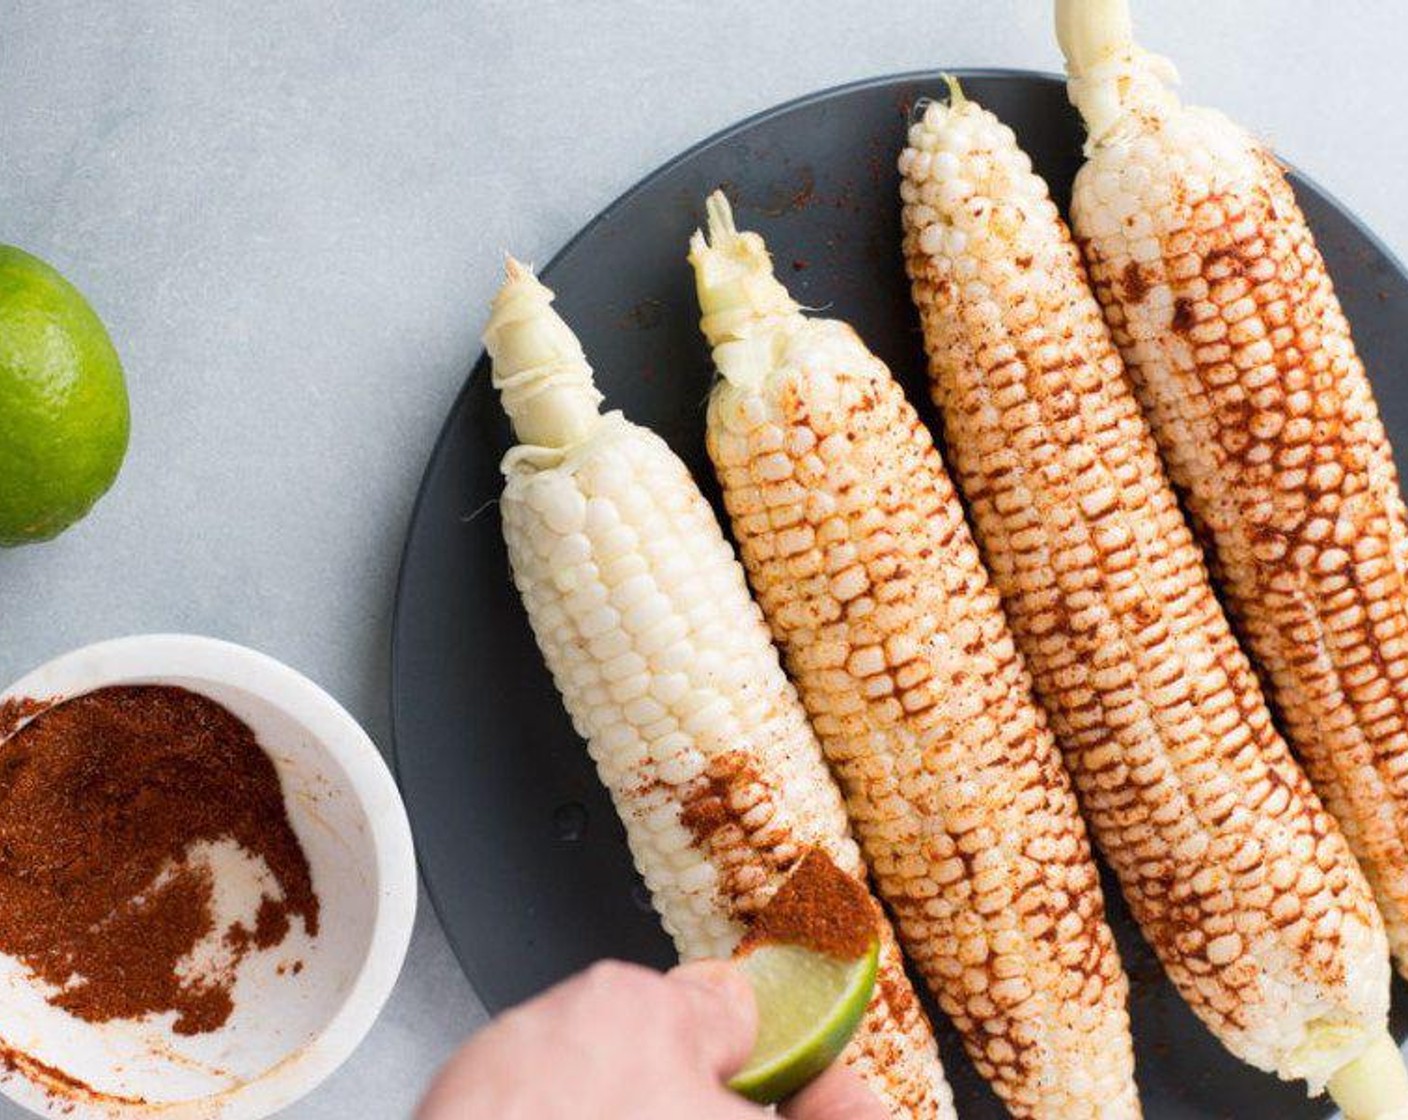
[1,1,1404,1116]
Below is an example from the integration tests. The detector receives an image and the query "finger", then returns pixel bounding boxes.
[780,1062,889,1120]
[416,1035,487,1119]
[665,959,759,1079]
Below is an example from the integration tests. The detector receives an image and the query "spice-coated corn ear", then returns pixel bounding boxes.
[689,194,1139,1120]
[484,259,955,1119]
[1060,0,1408,1025]
[901,77,1406,1116]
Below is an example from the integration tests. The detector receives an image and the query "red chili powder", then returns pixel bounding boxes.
[0,696,49,739]
[740,849,878,961]
[0,685,319,1035]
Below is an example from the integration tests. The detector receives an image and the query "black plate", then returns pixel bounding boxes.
[391,70,1408,1117]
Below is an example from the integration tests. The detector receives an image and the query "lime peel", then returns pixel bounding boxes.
[0,245,129,546]
[727,937,879,1105]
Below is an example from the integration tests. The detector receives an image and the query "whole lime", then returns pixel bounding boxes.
[0,246,129,545]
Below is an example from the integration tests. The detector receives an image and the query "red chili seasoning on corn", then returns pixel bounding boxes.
[739,849,879,961]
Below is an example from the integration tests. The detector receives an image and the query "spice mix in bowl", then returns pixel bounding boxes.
[0,634,416,1120]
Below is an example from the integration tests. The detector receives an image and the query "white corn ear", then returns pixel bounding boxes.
[690,197,1140,1120]
[486,259,955,1119]
[901,81,1394,1100]
[1058,3,1408,1116]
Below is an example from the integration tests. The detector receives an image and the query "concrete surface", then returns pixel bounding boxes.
[0,1,1404,1115]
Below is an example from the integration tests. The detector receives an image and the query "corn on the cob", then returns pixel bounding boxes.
[901,78,1406,1115]
[688,194,1138,1120]
[1062,0,1408,1035]
[485,258,954,1119]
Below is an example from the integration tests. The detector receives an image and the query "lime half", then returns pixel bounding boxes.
[727,937,879,1104]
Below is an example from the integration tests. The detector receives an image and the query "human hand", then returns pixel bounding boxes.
[416,959,888,1120]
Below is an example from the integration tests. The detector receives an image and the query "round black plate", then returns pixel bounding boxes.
[392,70,1408,1117]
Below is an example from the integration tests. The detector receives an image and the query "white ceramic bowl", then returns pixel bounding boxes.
[0,634,417,1120]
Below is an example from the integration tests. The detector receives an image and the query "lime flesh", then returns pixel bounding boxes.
[0,245,129,545]
[727,939,879,1105]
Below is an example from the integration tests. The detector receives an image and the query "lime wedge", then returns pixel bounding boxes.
[727,937,879,1104]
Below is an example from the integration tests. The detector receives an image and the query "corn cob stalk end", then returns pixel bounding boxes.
[1054,0,1133,75]
[1055,0,1179,148]
[938,72,966,107]
[688,192,802,389]
[483,257,604,453]
[1326,1032,1408,1120]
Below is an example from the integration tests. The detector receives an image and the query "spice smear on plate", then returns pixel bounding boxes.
[0,685,319,1035]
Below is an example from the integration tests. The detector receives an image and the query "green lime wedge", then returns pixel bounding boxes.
[727,938,879,1105]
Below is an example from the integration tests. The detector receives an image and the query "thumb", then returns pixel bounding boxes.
[781,1063,889,1120]
[665,959,759,1080]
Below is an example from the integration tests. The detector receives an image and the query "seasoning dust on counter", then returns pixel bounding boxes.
[0,685,320,1035]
